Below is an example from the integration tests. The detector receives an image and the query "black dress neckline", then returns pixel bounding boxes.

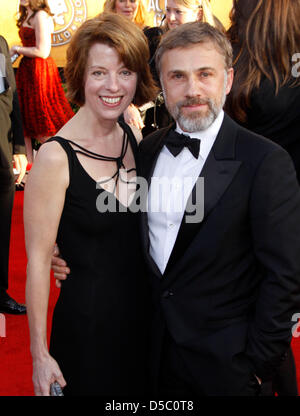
[50,121,139,205]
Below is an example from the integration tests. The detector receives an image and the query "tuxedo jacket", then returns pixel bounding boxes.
[138,114,300,395]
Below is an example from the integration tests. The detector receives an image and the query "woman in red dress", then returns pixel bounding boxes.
[10,0,74,163]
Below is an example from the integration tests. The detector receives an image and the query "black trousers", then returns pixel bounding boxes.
[158,330,198,398]
[0,167,15,298]
[158,330,298,397]
[158,330,263,397]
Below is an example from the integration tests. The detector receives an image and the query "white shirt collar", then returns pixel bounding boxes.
[175,110,224,160]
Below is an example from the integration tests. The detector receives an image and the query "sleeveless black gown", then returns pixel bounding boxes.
[48,122,150,396]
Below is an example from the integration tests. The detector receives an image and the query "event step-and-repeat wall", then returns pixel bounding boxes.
[2,0,232,67]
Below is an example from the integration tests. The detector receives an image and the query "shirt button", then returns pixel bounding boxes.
[162,290,174,298]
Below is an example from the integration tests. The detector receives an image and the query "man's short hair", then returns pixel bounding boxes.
[155,22,233,76]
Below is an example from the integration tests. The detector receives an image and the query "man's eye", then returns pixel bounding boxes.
[173,73,184,79]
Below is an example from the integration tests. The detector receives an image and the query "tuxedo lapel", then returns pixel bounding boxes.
[140,124,174,183]
[164,114,242,276]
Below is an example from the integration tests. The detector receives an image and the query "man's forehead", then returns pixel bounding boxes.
[160,42,225,70]
[164,41,220,57]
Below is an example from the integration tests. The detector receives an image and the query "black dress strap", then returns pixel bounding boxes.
[118,120,141,174]
[46,136,75,181]
[47,122,138,192]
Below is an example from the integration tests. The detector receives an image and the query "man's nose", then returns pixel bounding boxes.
[185,74,201,96]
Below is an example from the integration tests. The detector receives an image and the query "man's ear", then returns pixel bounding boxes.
[225,67,234,95]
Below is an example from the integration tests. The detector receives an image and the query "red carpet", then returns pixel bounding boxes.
[0,191,59,396]
[1,191,300,396]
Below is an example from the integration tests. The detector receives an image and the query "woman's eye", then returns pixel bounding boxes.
[92,71,103,77]
[121,70,131,76]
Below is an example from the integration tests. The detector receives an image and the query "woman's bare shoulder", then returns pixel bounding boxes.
[32,10,54,29]
[34,140,68,168]
[34,9,52,20]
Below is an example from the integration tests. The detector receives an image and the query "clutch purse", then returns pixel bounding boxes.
[50,381,64,396]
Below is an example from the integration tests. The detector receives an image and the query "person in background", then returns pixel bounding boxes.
[0,35,27,315]
[103,0,150,28]
[142,0,224,137]
[103,0,152,130]
[225,0,300,184]
[147,0,223,83]
[164,0,221,31]
[24,13,157,396]
[225,0,300,396]
[10,0,74,164]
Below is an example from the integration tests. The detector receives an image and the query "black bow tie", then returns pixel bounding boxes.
[164,130,200,159]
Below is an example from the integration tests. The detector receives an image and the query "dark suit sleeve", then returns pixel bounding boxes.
[246,146,300,380]
[10,89,25,155]
[0,36,25,155]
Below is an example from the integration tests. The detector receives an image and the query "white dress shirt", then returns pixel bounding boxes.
[148,110,224,274]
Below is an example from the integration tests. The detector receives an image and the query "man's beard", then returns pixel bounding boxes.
[162,76,227,133]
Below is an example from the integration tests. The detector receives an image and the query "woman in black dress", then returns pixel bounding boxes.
[24,13,157,396]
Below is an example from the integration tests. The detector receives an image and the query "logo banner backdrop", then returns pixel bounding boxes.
[2,0,232,67]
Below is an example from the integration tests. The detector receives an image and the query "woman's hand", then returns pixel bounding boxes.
[9,45,21,57]
[123,104,144,129]
[32,354,66,396]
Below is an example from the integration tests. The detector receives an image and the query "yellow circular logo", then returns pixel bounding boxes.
[49,0,87,47]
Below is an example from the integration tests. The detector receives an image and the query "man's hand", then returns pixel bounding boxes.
[51,245,70,288]
[254,374,262,385]
[13,154,27,184]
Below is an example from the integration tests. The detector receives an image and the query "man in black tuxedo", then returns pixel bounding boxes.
[0,35,27,314]
[52,22,300,395]
[138,22,300,396]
